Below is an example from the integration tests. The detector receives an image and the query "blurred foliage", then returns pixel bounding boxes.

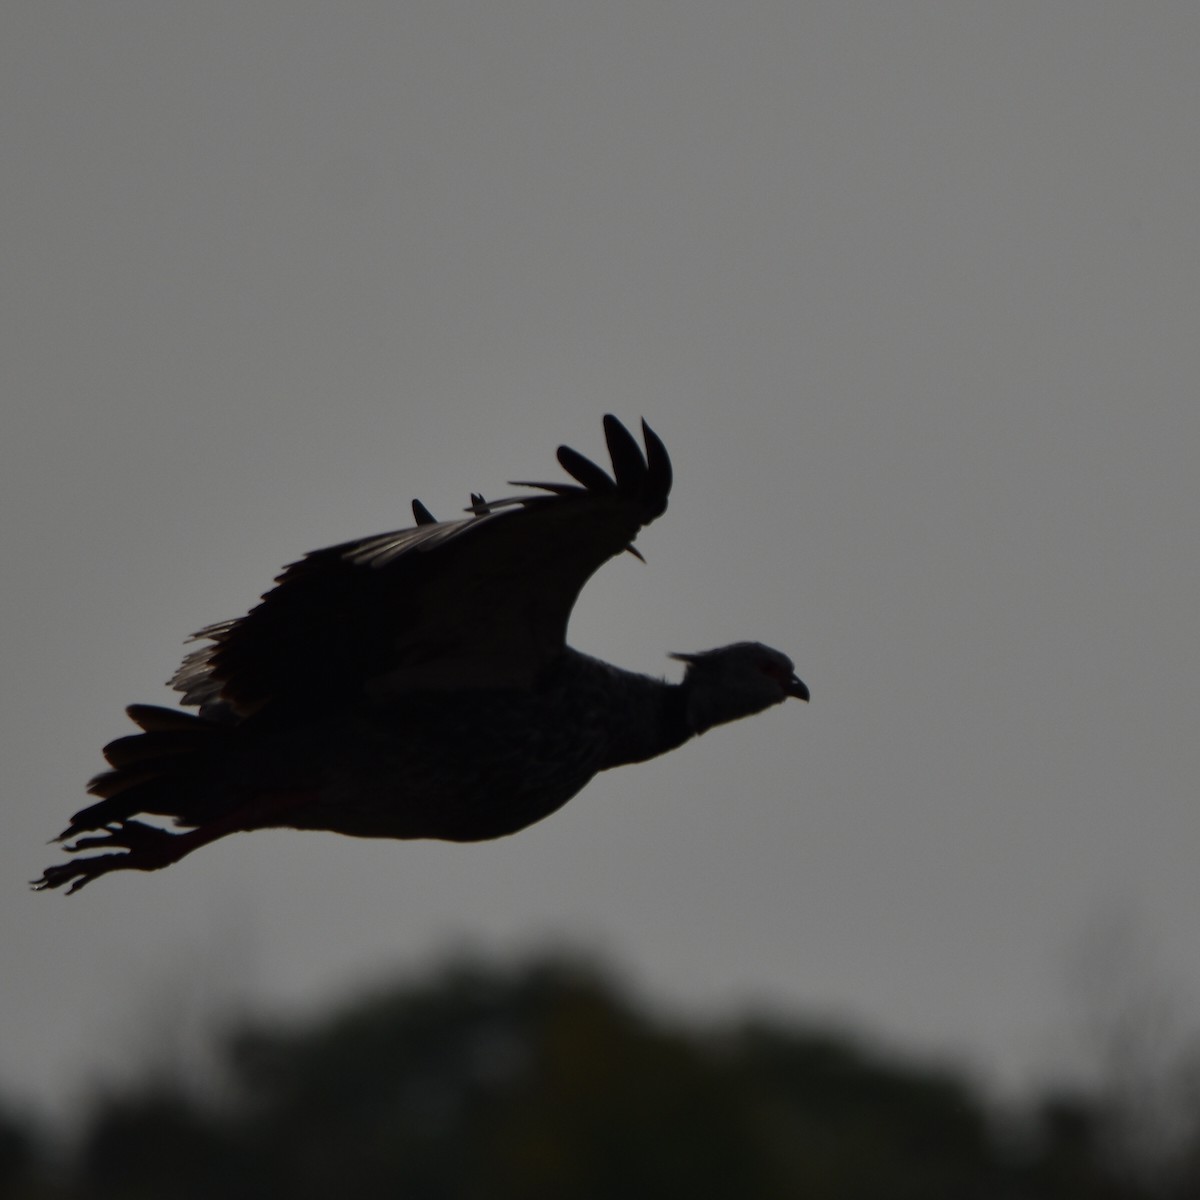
[5,951,1200,1199]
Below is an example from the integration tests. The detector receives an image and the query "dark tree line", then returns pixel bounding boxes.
[3,953,1198,1199]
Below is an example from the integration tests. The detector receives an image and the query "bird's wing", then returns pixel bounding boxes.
[171,416,672,715]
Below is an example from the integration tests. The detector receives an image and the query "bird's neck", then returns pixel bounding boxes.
[594,670,695,770]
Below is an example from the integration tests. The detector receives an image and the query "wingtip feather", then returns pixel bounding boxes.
[603,415,647,488]
[640,419,672,511]
[556,444,616,492]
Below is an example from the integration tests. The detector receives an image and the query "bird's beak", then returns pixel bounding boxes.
[787,675,810,702]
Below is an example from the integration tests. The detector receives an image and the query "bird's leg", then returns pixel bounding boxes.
[32,791,313,894]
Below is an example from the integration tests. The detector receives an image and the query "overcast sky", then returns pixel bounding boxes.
[4,3,1198,1114]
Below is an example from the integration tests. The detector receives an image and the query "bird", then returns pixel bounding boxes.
[33,416,808,894]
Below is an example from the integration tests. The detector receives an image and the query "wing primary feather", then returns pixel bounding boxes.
[506,481,587,498]
[412,499,437,525]
[640,419,672,515]
[603,415,648,489]
[556,445,616,492]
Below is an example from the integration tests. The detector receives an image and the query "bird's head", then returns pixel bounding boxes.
[670,642,808,735]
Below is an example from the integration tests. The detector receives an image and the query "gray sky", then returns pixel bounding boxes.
[4,3,1198,1113]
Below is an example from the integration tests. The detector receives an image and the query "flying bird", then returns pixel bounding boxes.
[34,416,808,893]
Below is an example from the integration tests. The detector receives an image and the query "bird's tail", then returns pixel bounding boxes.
[32,704,232,894]
[68,704,229,834]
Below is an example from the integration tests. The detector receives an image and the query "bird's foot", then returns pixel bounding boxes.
[32,819,192,894]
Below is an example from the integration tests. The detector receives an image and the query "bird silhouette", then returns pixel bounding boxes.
[34,416,807,893]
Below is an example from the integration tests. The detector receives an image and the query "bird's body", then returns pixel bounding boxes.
[154,650,689,844]
[35,418,807,893]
